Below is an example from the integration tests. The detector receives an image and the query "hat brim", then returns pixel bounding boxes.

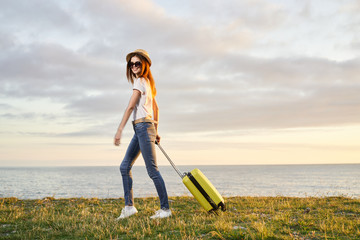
[126,50,152,66]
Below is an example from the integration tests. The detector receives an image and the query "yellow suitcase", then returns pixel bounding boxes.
[182,168,226,212]
[156,142,226,213]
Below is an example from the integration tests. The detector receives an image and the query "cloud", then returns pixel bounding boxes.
[0,0,85,47]
[0,0,359,140]
[77,0,281,58]
[155,55,360,132]
[0,42,126,99]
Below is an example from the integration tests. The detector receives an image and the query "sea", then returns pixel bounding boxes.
[1,164,359,199]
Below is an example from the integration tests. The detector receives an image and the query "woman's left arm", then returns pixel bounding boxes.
[153,98,161,143]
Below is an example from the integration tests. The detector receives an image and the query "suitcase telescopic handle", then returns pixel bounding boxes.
[155,141,185,179]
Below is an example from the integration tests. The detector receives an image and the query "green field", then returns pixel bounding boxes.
[1,196,359,239]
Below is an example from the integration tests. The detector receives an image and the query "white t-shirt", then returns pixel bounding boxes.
[132,78,153,121]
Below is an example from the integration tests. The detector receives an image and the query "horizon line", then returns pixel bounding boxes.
[1,162,359,168]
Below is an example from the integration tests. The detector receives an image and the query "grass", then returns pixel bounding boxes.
[1,196,359,239]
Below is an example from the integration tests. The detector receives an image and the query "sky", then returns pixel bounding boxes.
[1,0,360,166]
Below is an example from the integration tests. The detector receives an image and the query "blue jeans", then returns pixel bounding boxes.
[120,122,169,209]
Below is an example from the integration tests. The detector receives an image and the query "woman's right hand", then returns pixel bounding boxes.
[114,130,122,146]
[155,134,161,144]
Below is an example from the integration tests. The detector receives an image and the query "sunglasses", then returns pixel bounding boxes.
[129,61,141,68]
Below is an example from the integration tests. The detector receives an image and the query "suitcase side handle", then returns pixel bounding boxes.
[155,141,185,179]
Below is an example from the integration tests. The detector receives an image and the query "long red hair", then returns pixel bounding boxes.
[126,54,157,98]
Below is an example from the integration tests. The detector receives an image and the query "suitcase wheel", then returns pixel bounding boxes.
[219,202,226,212]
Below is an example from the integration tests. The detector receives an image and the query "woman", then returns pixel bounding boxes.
[114,49,171,219]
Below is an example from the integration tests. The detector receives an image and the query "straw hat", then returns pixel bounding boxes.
[126,49,152,66]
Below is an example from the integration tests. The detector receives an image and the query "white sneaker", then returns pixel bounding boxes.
[116,206,138,220]
[150,209,172,219]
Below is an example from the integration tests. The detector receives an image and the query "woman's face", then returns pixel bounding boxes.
[130,56,142,77]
